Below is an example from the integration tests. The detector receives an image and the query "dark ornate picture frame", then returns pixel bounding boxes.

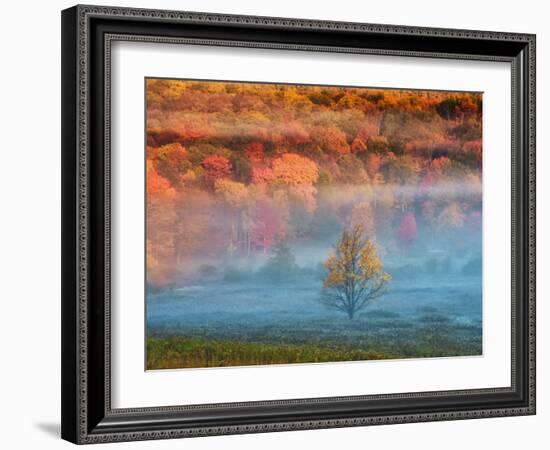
[61,4,536,444]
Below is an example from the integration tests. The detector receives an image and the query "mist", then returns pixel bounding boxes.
[147,180,482,360]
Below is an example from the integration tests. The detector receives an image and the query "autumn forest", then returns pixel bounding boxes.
[145,78,483,370]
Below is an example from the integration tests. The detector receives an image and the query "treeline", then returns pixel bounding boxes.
[146,79,482,288]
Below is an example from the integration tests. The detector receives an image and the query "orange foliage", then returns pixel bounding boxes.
[145,78,483,287]
[312,126,350,154]
[147,161,175,198]
[272,153,318,187]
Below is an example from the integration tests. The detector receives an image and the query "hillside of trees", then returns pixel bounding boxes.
[146,79,482,289]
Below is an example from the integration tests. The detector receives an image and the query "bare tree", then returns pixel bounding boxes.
[320,225,390,319]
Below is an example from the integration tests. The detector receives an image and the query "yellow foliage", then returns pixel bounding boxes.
[214,178,249,208]
[323,225,389,290]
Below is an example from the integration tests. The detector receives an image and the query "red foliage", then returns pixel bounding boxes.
[245,142,264,164]
[145,80,484,289]
[251,166,275,185]
[250,200,280,254]
[202,155,232,184]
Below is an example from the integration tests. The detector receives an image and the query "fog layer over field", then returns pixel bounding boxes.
[147,186,482,357]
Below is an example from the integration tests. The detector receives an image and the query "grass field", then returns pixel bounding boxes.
[146,268,482,370]
[146,335,480,370]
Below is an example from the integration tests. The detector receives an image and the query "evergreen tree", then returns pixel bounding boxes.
[261,237,298,279]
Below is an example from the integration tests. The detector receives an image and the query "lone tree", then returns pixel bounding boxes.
[321,225,390,319]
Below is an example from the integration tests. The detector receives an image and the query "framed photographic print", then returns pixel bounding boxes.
[61,4,536,444]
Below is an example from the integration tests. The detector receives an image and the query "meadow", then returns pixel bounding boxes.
[146,258,482,369]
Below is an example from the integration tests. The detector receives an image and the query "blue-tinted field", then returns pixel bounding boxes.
[147,248,482,369]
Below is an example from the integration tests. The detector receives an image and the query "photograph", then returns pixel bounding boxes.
[145,79,484,370]
[56,3,536,445]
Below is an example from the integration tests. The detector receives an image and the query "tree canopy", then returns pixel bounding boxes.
[321,225,391,319]
[146,79,482,288]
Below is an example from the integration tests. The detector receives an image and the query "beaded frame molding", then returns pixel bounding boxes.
[61,4,536,444]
